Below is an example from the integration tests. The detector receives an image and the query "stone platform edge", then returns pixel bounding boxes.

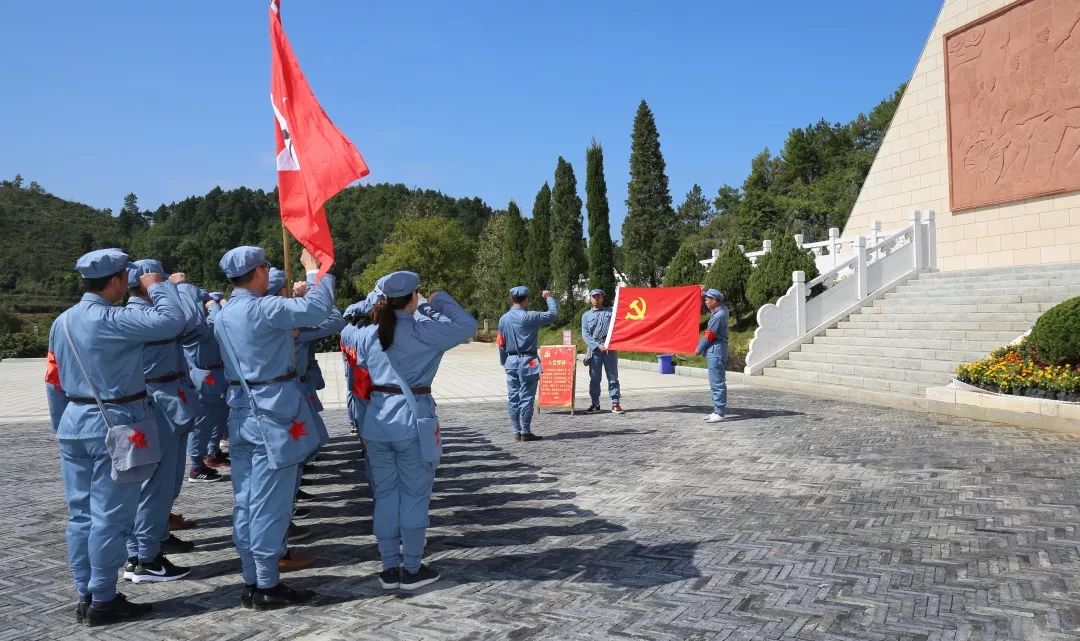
[926,385,1080,434]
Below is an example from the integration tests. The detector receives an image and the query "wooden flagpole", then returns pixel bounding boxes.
[281,222,293,298]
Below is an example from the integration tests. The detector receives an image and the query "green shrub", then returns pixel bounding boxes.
[0,330,49,359]
[745,235,818,309]
[1029,296,1080,365]
[663,239,705,287]
[705,244,752,321]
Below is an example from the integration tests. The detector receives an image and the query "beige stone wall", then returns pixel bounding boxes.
[842,0,1080,271]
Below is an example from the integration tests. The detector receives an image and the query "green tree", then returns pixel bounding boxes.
[585,140,617,297]
[473,213,510,324]
[503,201,529,290]
[355,216,478,304]
[676,184,712,240]
[705,244,753,323]
[118,192,146,237]
[662,238,705,286]
[549,157,587,322]
[524,182,552,302]
[745,234,818,309]
[622,99,678,286]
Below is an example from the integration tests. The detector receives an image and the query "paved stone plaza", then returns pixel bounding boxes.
[3,350,1080,640]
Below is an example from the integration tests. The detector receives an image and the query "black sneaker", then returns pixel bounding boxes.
[514,433,523,441]
[188,467,222,482]
[84,593,152,626]
[252,582,316,610]
[122,557,138,581]
[287,522,311,543]
[75,594,92,623]
[131,554,190,583]
[295,489,315,502]
[378,567,400,590]
[520,433,543,442]
[161,533,195,554]
[400,564,440,591]
[293,506,311,519]
[348,426,358,435]
[240,584,255,609]
[586,404,601,413]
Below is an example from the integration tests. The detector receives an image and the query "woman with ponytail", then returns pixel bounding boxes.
[353,271,476,591]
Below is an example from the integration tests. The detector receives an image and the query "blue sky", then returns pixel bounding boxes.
[2,1,942,238]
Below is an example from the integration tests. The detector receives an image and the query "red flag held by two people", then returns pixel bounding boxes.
[605,285,703,355]
[270,0,368,279]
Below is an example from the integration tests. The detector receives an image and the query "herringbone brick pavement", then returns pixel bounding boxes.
[2,387,1080,640]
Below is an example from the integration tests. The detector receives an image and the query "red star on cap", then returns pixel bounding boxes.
[204,372,217,386]
[289,420,308,441]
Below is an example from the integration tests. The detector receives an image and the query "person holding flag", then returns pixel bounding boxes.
[581,289,623,414]
[696,289,729,423]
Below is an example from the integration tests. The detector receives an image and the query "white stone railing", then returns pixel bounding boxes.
[699,220,895,273]
[744,211,937,376]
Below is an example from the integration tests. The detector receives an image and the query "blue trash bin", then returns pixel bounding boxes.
[657,354,675,374]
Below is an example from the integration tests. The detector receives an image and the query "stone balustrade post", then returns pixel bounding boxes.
[794,234,804,249]
[793,271,807,336]
[924,210,937,271]
[909,210,922,271]
[855,236,868,300]
[763,239,772,253]
[828,228,840,268]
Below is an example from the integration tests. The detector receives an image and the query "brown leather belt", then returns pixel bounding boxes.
[371,384,432,395]
[68,390,148,405]
[145,372,183,384]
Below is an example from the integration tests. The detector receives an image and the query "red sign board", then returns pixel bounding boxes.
[537,345,577,412]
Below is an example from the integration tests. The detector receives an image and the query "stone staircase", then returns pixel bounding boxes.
[752,263,1080,409]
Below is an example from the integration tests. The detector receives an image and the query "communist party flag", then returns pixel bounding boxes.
[270,0,369,279]
[605,285,702,354]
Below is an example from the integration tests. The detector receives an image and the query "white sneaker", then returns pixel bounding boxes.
[705,413,724,423]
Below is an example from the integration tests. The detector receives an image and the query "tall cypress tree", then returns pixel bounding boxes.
[621,99,679,286]
[585,140,617,297]
[549,157,586,321]
[525,182,552,303]
[503,200,529,291]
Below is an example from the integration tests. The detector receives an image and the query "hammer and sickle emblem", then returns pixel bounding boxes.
[625,297,647,321]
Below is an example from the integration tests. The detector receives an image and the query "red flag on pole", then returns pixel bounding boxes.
[604,285,702,354]
[270,0,369,279]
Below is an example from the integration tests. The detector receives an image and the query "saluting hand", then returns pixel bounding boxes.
[293,281,308,297]
[542,290,553,299]
[300,248,319,272]
[139,272,164,290]
[168,272,187,284]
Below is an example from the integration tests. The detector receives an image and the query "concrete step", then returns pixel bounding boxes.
[813,334,1005,352]
[864,302,1055,315]
[787,349,960,373]
[775,358,952,386]
[845,310,1043,323]
[762,365,928,396]
[838,319,1035,333]
[798,342,987,363]
[883,286,1080,304]
[917,262,1080,280]
[893,276,1080,291]
[823,327,1022,342]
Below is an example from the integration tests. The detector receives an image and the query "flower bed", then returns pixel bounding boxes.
[955,339,1080,403]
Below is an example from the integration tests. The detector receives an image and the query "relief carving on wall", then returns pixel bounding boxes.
[944,0,1080,211]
